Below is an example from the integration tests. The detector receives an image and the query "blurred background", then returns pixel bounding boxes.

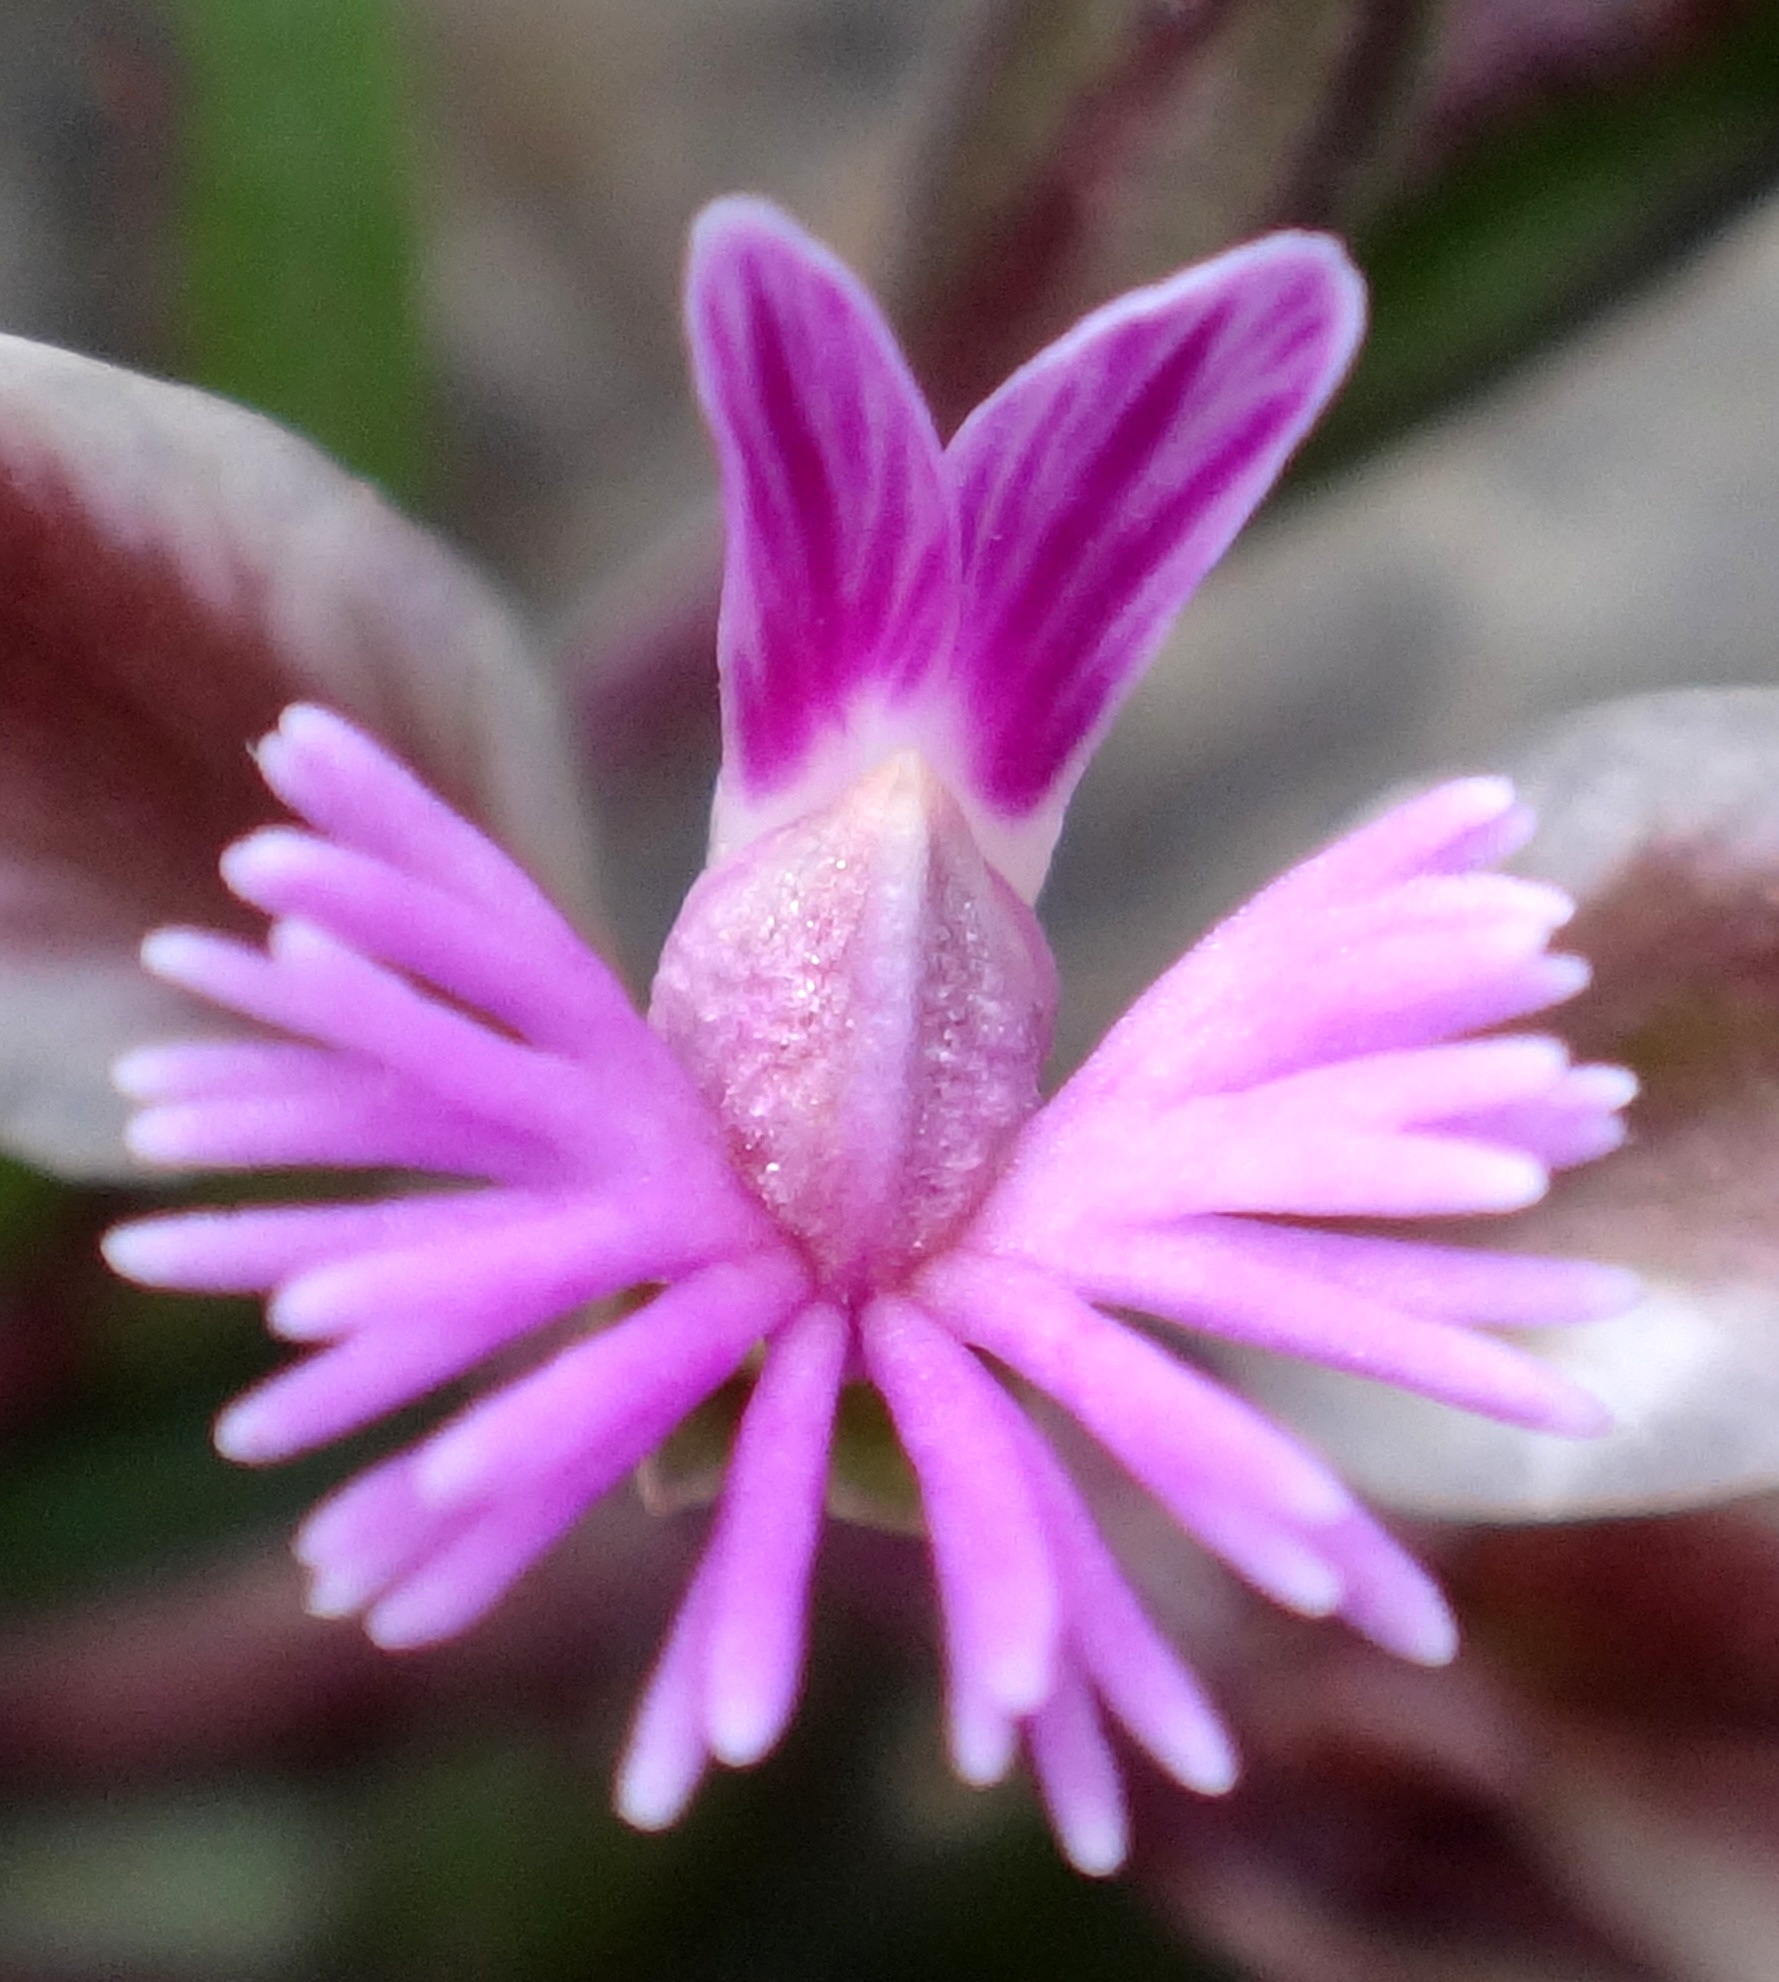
[3,1,1779,1976]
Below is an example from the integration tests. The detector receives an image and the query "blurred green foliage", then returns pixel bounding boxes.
[1305,3,1779,476]
[168,0,428,500]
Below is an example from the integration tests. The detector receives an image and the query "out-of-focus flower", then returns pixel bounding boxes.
[100,198,1634,1874]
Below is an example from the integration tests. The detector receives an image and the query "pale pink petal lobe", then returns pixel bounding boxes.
[701,1302,848,1766]
[1026,1662,1128,1877]
[1005,1407,1238,1795]
[617,1550,720,1831]
[861,1296,1057,1776]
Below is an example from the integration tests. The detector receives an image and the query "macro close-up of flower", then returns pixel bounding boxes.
[92,198,1643,1876]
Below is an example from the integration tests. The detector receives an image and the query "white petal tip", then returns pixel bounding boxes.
[1473,1152,1550,1212]
[274,702,343,746]
[1550,1388,1616,1440]
[112,1046,178,1100]
[1539,958,1593,1007]
[1581,1063,1640,1108]
[706,1696,787,1770]
[137,928,208,980]
[1058,1821,1127,1879]
[951,1716,1018,1789]
[363,1611,441,1653]
[1410,1623,1460,1668]
[121,1111,195,1167]
[98,1224,159,1283]
[301,1572,368,1621]
[212,1410,280,1465]
[1515,881,1576,930]
[218,830,300,897]
[614,1760,705,1833]
[1390,1604,1460,1667]
[1355,1581,1460,1666]
[1275,1558,1344,1619]
[1440,774,1518,827]
[1183,1752,1239,1797]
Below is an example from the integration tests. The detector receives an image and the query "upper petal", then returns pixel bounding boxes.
[943,233,1365,897]
[686,198,961,863]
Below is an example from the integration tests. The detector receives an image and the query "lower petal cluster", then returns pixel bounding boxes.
[104,709,1635,1875]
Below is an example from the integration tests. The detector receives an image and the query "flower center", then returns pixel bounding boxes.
[649,753,1057,1303]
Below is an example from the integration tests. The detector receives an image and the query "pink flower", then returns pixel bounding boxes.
[101,198,1634,1875]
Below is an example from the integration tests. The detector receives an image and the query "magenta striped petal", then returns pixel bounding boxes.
[942,234,1364,894]
[687,199,960,860]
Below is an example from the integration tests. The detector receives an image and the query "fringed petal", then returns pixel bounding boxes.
[861,1295,1057,1780]
[1053,1226,1611,1433]
[1153,1218,1641,1327]
[1008,1412,1237,1796]
[125,1070,543,1179]
[214,1197,725,1460]
[920,1252,1350,1527]
[616,1548,721,1831]
[140,924,598,1153]
[254,703,583,924]
[220,826,633,1057]
[701,1303,848,1765]
[104,1189,598,1299]
[1025,1662,1128,1878]
[411,1253,809,1509]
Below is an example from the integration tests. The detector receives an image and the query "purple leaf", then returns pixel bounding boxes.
[0,334,596,1177]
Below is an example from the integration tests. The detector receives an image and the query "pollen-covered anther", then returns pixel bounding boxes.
[649,754,1058,1300]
